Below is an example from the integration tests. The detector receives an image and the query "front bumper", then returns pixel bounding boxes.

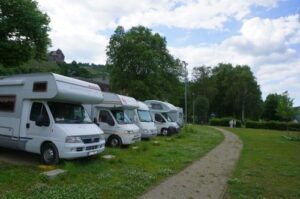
[122,133,141,145]
[57,140,106,159]
[141,130,158,138]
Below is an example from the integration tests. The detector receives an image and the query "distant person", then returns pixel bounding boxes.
[233,119,236,128]
[229,120,233,128]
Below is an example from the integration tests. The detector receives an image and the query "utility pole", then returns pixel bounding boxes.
[183,61,188,124]
[192,93,195,124]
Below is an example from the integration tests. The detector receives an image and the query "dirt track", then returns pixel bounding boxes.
[139,127,243,199]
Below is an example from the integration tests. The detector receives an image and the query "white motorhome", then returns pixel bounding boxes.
[85,92,141,147]
[0,73,106,164]
[169,107,184,127]
[125,101,157,139]
[144,100,180,136]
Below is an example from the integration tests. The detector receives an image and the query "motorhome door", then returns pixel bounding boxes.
[25,102,52,151]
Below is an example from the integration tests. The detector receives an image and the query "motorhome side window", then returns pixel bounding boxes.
[30,103,49,122]
[33,81,47,92]
[151,103,163,110]
[99,110,111,123]
[155,114,165,123]
[0,95,16,112]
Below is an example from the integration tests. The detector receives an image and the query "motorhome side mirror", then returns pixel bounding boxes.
[93,118,99,126]
[36,115,50,127]
[107,118,115,126]
[133,115,138,122]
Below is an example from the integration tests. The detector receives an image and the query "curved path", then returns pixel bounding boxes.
[139,127,243,199]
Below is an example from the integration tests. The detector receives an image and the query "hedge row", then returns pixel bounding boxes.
[245,120,300,131]
[209,118,242,127]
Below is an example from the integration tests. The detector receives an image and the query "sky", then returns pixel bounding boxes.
[37,0,300,106]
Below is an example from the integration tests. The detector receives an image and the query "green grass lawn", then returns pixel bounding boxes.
[0,125,223,199]
[225,127,300,199]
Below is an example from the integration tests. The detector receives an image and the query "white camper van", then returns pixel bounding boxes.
[144,100,180,136]
[0,73,105,164]
[125,101,157,139]
[85,92,141,147]
[168,107,184,127]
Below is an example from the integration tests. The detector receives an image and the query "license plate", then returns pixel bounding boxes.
[88,151,97,156]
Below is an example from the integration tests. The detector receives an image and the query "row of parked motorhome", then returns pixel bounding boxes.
[0,73,183,164]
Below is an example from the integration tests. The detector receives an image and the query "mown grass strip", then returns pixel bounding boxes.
[225,127,300,199]
[0,125,223,199]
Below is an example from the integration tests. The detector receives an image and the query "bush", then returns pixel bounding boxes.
[245,120,300,131]
[209,118,241,127]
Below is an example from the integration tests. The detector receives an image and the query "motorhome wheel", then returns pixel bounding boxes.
[107,135,122,147]
[161,129,168,136]
[41,143,59,165]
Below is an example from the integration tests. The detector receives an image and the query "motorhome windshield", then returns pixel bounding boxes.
[138,110,153,122]
[48,102,92,124]
[162,113,174,122]
[111,109,132,124]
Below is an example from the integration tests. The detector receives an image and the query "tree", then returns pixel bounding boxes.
[194,96,209,123]
[191,63,262,121]
[262,93,281,121]
[276,91,296,121]
[0,0,50,67]
[262,92,296,121]
[106,25,183,105]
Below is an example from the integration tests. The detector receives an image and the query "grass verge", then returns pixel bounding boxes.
[0,125,223,199]
[225,127,300,199]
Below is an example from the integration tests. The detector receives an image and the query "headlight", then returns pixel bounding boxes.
[143,129,149,134]
[99,134,105,140]
[65,136,82,143]
[126,130,134,134]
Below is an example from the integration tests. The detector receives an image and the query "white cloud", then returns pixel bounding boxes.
[169,15,300,105]
[37,0,279,63]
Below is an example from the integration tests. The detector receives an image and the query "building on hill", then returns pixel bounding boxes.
[48,49,65,62]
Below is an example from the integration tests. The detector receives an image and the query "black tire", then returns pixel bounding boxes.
[41,142,59,165]
[107,135,122,147]
[161,128,169,136]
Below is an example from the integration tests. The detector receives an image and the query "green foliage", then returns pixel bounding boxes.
[0,0,50,67]
[106,25,183,105]
[276,91,296,121]
[209,118,241,127]
[245,120,300,131]
[190,63,262,122]
[194,95,209,123]
[263,92,296,122]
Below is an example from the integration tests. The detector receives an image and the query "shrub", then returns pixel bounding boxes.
[209,118,241,127]
[245,121,266,129]
[245,120,300,131]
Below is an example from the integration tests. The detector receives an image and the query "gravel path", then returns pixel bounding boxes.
[139,127,243,199]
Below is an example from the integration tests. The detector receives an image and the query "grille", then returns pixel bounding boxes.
[86,145,98,150]
[81,135,100,144]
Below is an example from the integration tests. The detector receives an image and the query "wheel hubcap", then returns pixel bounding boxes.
[111,138,119,147]
[44,148,54,162]
[163,130,168,135]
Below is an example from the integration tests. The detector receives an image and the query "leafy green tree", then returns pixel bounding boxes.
[106,25,183,105]
[276,91,296,121]
[191,63,262,121]
[262,93,281,121]
[194,95,209,123]
[0,0,50,67]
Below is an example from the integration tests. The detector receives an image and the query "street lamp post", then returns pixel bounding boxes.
[183,61,188,124]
